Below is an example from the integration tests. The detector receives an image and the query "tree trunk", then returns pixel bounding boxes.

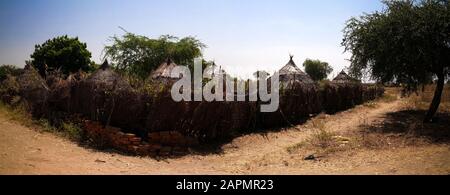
[424,72,445,123]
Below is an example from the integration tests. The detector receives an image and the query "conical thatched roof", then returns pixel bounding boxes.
[150,58,181,80]
[16,65,50,117]
[100,59,110,70]
[18,65,49,92]
[279,56,314,84]
[85,60,132,91]
[332,70,360,83]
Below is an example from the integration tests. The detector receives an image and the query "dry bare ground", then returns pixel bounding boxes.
[0,88,449,175]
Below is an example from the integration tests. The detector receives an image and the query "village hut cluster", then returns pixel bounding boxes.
[0,56,384,156]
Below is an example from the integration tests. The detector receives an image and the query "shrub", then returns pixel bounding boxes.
[31,35,93,75]
[0,65,21,81]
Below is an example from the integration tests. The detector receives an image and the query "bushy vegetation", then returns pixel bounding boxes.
[0,65,21,81]
[342,0,450,122]
[0,101,84,141]
[303,59,333,81]
[103,32,206,79]
[31,35,93,75]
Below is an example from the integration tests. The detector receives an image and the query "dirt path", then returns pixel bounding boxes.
[1,98,449,175]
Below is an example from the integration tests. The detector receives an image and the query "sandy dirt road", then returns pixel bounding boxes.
[1,98,449,175]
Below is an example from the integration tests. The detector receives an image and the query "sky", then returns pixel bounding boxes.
[0,0,384,79]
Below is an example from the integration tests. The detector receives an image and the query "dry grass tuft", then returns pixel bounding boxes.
[286,85,450,158]
[404,85,450,112]
[287,117,357,156]
[0,101,84,142]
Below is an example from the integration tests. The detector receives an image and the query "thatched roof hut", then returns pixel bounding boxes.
[261,56,321,128]
[73,60,132,115]
[84,60,131,90]
[278,55,314,85]
[17,65,50,117]
[150,58,182,80]
[332,70,360,83]
[72,60,147,133]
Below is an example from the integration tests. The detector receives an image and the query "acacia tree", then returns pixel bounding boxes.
[342,0,450,122]
[103,32,206,79]
[31,35,93,76]
[303,59,333,81]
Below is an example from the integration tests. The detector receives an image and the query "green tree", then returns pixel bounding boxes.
[103,32,206,79]
[302,59,333,81]
[342,0,450,122]
[31,35,93,76]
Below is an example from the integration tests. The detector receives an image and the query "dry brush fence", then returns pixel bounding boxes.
[0,67,384,156]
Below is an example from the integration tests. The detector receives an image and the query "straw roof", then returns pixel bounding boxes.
[18,65,49,91]
[332,70,360,83]
[278,56,314,84]
[85,60,132,91]
[150,58,181,80]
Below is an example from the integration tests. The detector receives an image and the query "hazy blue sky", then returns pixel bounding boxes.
[0,0,384,78]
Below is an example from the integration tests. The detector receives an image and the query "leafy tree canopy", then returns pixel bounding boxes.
[342,0,450,122]
[103,32,206,79]
[302,59,333,81]
[31,35,93,75]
